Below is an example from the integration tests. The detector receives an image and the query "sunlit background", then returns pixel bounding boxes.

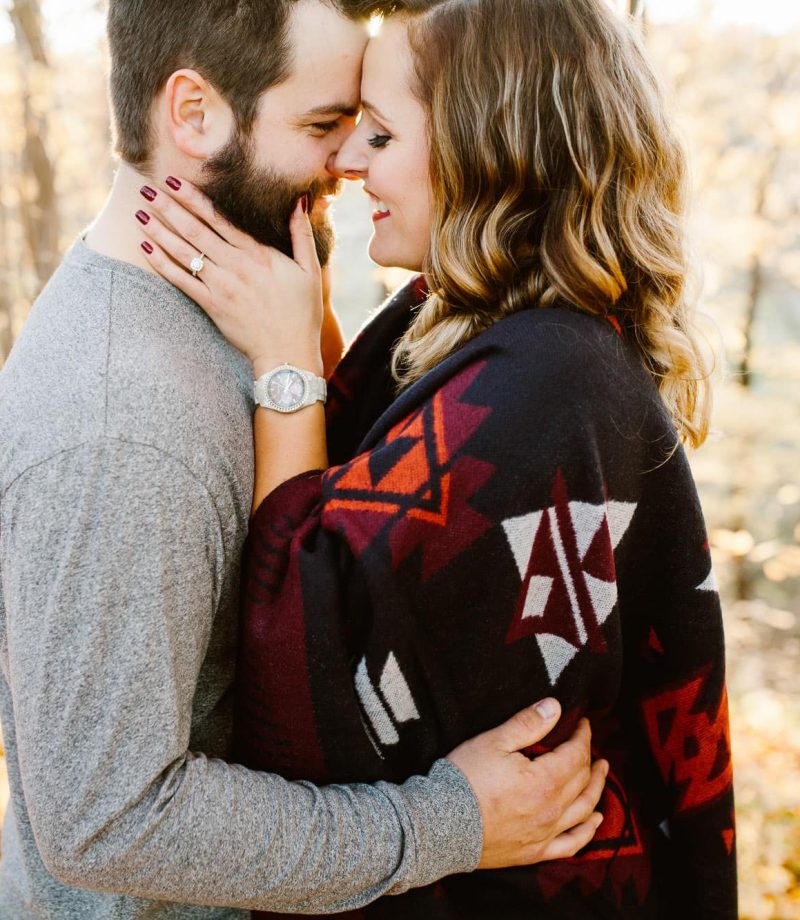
[0,1,799,917]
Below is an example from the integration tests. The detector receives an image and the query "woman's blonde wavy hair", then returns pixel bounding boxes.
[391,0,711,447]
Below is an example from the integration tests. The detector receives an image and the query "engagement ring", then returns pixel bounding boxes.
[190,253,205,277]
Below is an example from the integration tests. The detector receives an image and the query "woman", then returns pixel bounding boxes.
[136,0,737,916]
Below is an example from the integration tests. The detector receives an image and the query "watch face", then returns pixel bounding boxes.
[267,368,306,410]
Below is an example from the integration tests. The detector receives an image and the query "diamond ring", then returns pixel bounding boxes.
[190,253,205,277]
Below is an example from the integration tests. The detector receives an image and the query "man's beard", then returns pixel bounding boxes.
[199,129,339,266]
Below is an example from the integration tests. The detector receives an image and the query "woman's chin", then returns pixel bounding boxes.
[367,238,423,273]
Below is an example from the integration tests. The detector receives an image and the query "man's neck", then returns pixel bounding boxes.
[84,161,170,275]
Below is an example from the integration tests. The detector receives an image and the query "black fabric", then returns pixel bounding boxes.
[236,278,738,919]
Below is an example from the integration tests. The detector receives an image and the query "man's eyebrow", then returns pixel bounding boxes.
[300,103,360,118]
[362,100,392,123]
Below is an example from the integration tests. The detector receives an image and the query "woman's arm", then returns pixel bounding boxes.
[134,183,331,508]
[320,263,347,379]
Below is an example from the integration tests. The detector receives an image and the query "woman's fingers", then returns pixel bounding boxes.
[289,197,322,278]
[139,239,210,308]
[159,177,255,250]
[137,209,216,281]
[138,187,232,268]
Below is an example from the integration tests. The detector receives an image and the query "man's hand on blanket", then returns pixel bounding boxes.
[446,699,607,869]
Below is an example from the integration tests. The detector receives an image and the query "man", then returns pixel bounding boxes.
[0,1,606,917]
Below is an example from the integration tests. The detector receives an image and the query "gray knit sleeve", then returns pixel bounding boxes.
[1,439,482,912]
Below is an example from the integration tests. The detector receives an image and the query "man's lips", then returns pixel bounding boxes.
[309,182,344,212]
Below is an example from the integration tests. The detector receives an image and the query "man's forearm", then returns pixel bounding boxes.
[39,753,480,912]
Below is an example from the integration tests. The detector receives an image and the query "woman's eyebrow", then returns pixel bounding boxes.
[361,100,392,123]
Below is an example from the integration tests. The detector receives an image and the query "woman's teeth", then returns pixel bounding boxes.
[376,201,390,215]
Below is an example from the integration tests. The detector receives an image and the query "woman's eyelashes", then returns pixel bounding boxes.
[368,134,391,149]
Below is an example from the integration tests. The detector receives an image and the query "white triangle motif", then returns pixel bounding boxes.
[696,568,719,592]
[607,501,637,549]
[355,658,399,746]
[379,653,420,724]
[522,575,554,620]
[569,501,608,560]
[503,511,544,578]
[583,572,618,624]
[536,633,579,684]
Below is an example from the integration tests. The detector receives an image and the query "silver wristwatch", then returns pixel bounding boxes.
[253,364,327,414]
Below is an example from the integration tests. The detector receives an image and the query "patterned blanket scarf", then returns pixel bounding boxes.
[234,278,737,918]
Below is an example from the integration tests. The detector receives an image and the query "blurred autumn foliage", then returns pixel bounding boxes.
[0,1,798,917]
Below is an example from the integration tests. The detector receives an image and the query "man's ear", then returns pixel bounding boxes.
[162,68,233,160]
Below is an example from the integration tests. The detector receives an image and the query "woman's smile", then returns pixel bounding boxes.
[367,191,391,222]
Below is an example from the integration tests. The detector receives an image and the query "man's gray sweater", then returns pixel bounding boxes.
[0,241,482,919]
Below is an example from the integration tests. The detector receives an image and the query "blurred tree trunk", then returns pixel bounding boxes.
[739,145,780,389]
[9,0,59,291]
[728,57,792,603]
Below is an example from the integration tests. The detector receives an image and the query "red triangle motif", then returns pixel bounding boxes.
[581,522,616,583]
[387,410,425,443]
[334,456,374,492]
[507,511,583,649]
[376,439,431,496]
[649,628,664,654]
[722,828,735,855]
[409,473,451,526]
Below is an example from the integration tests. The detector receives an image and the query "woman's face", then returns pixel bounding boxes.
[333,19,432,272]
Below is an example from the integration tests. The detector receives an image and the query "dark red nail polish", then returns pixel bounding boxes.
[135,210,150,225]
[141,241,153,254]
[165,176,181,191]
[140,186,157,202]
[301,194,309,214]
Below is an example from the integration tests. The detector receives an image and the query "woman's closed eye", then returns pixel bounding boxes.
[368,134,391,149]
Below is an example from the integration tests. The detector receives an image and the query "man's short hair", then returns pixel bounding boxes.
[107,0,401,169]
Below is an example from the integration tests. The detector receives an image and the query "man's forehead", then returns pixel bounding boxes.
[267,2,368,115]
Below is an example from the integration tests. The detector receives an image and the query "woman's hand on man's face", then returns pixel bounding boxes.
[136,179,324,377]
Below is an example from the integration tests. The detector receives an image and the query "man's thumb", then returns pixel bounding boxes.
[494,699,561,753]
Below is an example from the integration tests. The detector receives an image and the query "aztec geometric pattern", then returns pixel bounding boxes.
[325,363,495,580]
[355,652,420,748]
[238,286,739,918]
[641,665,734,816]
[502,469,637,685]
[536,766,650,906]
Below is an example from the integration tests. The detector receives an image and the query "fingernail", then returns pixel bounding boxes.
[300,195,308,214]
[165,176,181,191]
[135,210,150,225]
[535,698,558,720]
[140,186,157,202]
[141,241,153,254]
